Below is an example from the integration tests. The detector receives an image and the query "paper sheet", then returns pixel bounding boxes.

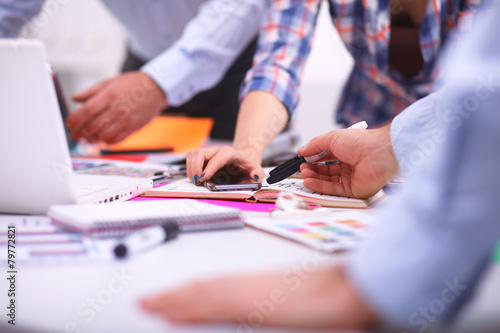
[104,116,213,153]
[0,215,114,266]
[245,211,377,253]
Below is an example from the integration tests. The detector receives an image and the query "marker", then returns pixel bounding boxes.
[114,222,179,258]
[267,121,368,184]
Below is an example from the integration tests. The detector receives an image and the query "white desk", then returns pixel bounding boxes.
[1,214,362,333]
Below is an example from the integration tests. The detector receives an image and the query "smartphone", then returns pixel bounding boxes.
[204,170,262,191]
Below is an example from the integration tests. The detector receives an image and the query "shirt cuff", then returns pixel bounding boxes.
[141,48,199,107]
[240,67,300,115]
[390,92,443,177]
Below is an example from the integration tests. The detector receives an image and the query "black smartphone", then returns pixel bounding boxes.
[204,170,261,191]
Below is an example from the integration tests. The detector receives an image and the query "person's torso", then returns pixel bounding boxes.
[102,0,206,60]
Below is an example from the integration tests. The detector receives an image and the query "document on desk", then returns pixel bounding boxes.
[245,211,377,253]
[0,215,114,266]
[144,178,385,208]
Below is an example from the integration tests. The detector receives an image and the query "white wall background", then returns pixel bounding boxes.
[24,0,353,147]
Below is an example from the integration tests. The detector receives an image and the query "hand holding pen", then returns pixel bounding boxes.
[267,121,368,184]
[270,121,399,199]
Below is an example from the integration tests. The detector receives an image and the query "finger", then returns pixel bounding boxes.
[190,149,219,185]
[103,127,130,144]
[249,166,265,183]
[72,79,110,102]
[140,282,227,323]
[301,167,336,183]
[300,163,341,181]
[296,131,338,157]
[67,91,113,129]
[186,147,219,184]
[199,147,238,181]
[303,178,347,197]
[101,121,133,144]
[70,108,124,143]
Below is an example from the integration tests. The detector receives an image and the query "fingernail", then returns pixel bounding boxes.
[297,145,305,151]
[194,175,199,184]
[200,173,205,178]
[254,175,259,181]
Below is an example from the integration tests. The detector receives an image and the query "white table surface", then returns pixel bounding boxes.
[1,209,376,333]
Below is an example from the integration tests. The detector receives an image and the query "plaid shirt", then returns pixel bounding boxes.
[241,0,484,127]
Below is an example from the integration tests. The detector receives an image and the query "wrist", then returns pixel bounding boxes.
[372,122,399,179]
[139,72,169,110]
[233,91,289,164]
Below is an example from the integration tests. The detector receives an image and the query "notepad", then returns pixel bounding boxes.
[48,200,244,237]
[143,178,384,209]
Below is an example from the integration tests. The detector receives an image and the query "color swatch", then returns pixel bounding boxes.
[246,211,376,253]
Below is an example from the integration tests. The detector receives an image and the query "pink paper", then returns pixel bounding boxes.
[132,196,275,213]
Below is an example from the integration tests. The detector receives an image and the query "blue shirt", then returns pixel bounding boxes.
[347,5,500,330]
[0,0,270,106]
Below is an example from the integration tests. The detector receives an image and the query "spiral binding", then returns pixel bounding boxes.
[89,212,244,238]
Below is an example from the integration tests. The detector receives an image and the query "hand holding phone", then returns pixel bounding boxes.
[204,168,261,191]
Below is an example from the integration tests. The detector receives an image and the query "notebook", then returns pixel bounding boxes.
[143,178,384,209]
[0,40,152,214]
[48,199,244,237]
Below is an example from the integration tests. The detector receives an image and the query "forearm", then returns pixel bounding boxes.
[233,91,289,163]
[315,265,378,330]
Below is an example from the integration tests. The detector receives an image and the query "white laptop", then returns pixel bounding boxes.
[0,39,153,215]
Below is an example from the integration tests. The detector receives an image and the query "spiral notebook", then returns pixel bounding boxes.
[47,200,244,237]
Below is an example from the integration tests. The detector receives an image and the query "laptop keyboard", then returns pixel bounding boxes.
[76,185,108,198]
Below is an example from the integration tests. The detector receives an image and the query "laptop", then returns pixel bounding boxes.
[0,39,153,215]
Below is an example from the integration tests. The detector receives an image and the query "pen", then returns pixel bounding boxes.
[101,147,173,155]
[113,222,179,258]
[267,121,368,184]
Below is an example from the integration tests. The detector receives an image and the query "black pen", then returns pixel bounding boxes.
[114,222,179,258]
[101,147,173,155]
[267,121,368,184]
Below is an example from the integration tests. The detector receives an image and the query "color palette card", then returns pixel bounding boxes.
[246,211,377,253]
[72,158,170,178]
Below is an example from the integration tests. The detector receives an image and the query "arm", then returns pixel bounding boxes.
[347,92,500,330]
[347,12,500,328]
[142,0,271,107]
[140,11,500,331]
[0,0,45,37]
[66,0,270,144]
[141,265,378,330]
[187,91,289,184]
[188,0,323,184]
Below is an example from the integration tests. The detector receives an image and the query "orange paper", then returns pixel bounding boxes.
[105,116,213,153]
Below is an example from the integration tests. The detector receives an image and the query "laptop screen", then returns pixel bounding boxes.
[49,68,79,155]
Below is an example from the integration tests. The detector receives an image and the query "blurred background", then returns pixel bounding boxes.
[21,0,354,147]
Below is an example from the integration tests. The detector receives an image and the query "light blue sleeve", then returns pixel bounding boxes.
[141,0,270,107]
[347,10,500,330]
[0,0,45,37]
